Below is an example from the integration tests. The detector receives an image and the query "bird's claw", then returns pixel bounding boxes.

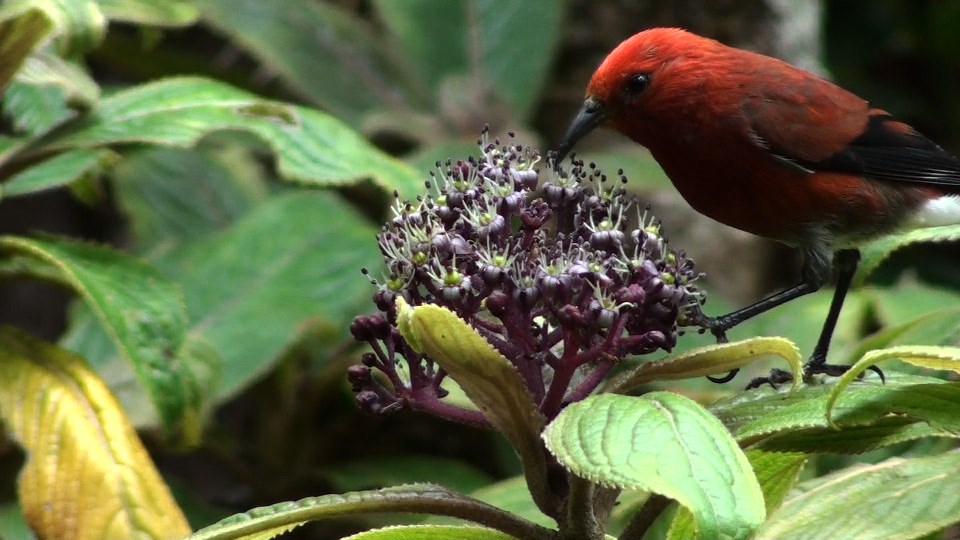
[743,361,886,390]
[694,313,733,343]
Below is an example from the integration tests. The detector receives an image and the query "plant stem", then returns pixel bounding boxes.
[619,494,672,540]
[561,474,603,540]
[409,394,491,429]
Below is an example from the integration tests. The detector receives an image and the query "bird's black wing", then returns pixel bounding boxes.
[778,112,960,189]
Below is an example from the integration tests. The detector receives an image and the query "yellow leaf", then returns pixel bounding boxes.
[0,327,190,539]
[606,337,803,394]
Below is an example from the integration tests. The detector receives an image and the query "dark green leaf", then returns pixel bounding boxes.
[321,456,493,494]
[857,224,960,285]
[0,7,54,90]
[197,0,417,123]
[2,148,116,197]
[42,76,422,197]
[0,235,195,436]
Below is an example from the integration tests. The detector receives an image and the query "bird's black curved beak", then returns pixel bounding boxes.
[554,97,606,166]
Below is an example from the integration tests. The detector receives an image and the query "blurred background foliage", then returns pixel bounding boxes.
[1,0,959,538]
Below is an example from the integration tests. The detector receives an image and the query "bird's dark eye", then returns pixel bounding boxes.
[624,73,651,95]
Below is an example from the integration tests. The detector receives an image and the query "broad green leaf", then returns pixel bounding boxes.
[0,327,190,539]
[96,0,198,26]
[373,0,563,120]
[0,7,53,90]
[0,235,196,434]
[111,146,268,249]
[320,456,493,494]
[711,373,960,451]
[864,281,960,328]
[158,191,378,397]
[0,502,33,540]
[756,416,958,454]
[756,452,960,540]
[542,393,765,540]
[188,484,551,540]
[826,345,960,428]
[1,148,116,197]
[395,299,553,515]
[42,76,421,197]
[342,525,517,540]
[606,337,802,394]
[856,224,960,285]
[0,0,106,58]
[843,307,960,366]
[196,0,417,124]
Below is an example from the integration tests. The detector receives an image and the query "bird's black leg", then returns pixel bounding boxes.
[803,249,885,382]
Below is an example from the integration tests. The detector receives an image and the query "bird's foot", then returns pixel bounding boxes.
[744,359,886,390]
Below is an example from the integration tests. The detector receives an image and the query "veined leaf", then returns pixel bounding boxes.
[826,345,960,428]
[188,484,551,540]
[14,50,99,107]
[395,299,553,516]
[756,452,960,540]
[542,393,765,540]
[0,327,190,539]
[40,76,421,197]
[856,224,960,285]
[196,0,417,124]
[0,235,196,435]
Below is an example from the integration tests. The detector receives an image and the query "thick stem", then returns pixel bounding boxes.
[541,331,581,418]
[619,494,672,540]
[565,354,617,403]
[561,474,603,540]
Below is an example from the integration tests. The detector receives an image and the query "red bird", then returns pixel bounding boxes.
[555,28,960,386]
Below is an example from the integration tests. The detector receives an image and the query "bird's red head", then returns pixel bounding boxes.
[555,28,737,161]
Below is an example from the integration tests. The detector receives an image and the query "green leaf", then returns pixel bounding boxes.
[111,146,268,249]
[96,0,199,26]
[320,456,493,494]
[2,81,73,135]
[606,337,802,394]
[542,393,765,540]
[856,224,960,285]
[711,373,960,451]
[864,281,960,328]
[843,308,960,366]
[196,0,417,124]
[373,0,563,121]
[342,525,518,540]
[745,450,806,514]
[826,345,960,428]
[187,484,551,540]
[427,475,555,530]
[756,452,960,540]
[395,299,553,516]
[0,235,196,435]
[1,148,116,198]
[41,76,422,197]
[158,191,378,397]
[13,49,99,108]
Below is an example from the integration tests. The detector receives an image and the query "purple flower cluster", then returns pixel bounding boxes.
[349,128,706,423]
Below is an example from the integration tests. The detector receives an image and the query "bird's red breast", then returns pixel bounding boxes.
[575,28,959,247]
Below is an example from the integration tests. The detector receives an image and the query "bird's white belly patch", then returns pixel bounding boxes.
[909,195,960,228]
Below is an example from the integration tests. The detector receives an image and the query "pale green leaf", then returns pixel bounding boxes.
[188,484,550,540]
[43,76,422,197]
[542,393,765,540]
[13,49,99,107]
[1,148,117,197]
[826,345,960,428]
[395,299,553,515]
[756,452,960,540]
[0,235,196,435]
[606,337,802,394]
